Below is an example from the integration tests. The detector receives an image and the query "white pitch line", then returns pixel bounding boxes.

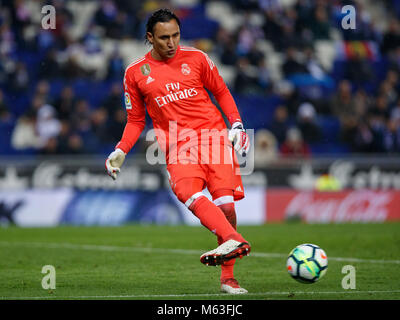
[0,241,399,265]
[1,290,400,300]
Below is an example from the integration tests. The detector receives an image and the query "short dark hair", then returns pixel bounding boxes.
[145,8,181,43]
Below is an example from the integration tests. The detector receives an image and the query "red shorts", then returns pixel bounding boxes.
[166,143,244,201]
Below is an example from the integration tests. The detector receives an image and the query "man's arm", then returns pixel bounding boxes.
[201,53,250,156]
[106,69,146,180]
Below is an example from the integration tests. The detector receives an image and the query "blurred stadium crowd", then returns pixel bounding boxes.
[1,0,400,163]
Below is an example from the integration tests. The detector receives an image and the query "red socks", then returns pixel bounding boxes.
[189,196,238,242]
[217,202,237,280]
[190,196,242,282]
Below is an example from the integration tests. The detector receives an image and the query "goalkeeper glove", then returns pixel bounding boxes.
[228,122,250,156]
[105,148,126,180]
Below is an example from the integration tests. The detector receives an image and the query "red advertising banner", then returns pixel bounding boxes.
[266,189,400,223]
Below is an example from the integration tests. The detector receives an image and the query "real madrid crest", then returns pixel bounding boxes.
[141,63,151,76]
[181,63,191,75]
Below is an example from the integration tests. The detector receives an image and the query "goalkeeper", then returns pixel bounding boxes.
[106,9,251,294]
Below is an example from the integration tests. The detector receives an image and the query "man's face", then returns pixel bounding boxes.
[147,19,180,60]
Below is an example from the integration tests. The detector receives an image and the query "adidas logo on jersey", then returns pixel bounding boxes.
[146,76,155,84]
[236,186,242,192]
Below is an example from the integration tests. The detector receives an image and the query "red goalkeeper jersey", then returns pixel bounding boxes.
[116,45,242,161]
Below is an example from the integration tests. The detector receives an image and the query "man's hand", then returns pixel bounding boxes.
[105,148,126,180]
[228,122,250,156]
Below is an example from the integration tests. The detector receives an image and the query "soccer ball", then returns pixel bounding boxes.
[286,243,328,283]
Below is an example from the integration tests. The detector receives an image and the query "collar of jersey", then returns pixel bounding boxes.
[146,45,181,65]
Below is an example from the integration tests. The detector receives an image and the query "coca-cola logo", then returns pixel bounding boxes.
[285,191,392,222]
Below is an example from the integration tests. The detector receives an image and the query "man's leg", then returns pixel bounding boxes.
[212,189,248,294]
[172,177,250,266]
[213,189,237,280]
[173,177,239,242]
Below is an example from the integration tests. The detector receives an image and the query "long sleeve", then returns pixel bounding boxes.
[201,53,242,126]
[115,69,146,154]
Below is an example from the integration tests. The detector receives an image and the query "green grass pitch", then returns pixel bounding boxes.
[0,223,399,300]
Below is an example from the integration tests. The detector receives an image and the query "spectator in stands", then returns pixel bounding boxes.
[256,59,271,91]
[61,40,88,80]
[0,89,11,123]
[381,18,400,55]
[296,102,322,143]
[246,43,265,67]
[11,110,41,151]
[52,0,74,42]
[268,104,290,144]
[262,4,304,51]
[233,57,261,94]
[390,99,400,120]
[0,52,9,86]
[36,104,61,149]
[352,116,385,153]
[330,79,359,142]
[276,20,303,52]
[56,120,72,154]
[53,86,77,121]
[91,107,110,144]
[70,99,99,152]
[102,82,123,116]
[108,109,126,143]
[272,80,300,116]
[5,0,28,49]
[304,46,328,82]
[8,61,29,93]
[308,4,331,40]
[70,99,91,132]
[280,127,311,157]
[66,133,85,154]
[55,121,86,155]
[369,95,390,122]
[107,46,125,80]
[389,46,400,72]
[36,29,56,53]
[258,0,282,13]
[34,80,52,106]
[215,27,238,66]
[378,79,398,107]
[95,0,117,20]
[353,88,370,120]
[219,41,238,66]
[385,69,400,93]
[344,51,374,85]
[236,16,264,57]
[254,129,278,167]
[384,112,400,153]
[39,137,59,155]
[0,21,16,55]
[282,46,308,78]
[38,48,62,79]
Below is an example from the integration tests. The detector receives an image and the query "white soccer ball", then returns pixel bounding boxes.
[286,243,328,283]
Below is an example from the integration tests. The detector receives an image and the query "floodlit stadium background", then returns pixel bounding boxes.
[0,0,400,226]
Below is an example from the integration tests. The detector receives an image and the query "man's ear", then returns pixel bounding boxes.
[146,32,153,44]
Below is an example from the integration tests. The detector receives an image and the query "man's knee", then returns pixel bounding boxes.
[173,178,205,207]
